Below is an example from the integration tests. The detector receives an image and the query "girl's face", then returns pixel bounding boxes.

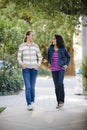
[27,31,35,42]
[52,36,57,46]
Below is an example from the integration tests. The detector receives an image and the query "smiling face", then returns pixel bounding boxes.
[27,31,35,42]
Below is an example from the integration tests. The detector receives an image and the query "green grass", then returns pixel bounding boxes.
[0,107,6,113]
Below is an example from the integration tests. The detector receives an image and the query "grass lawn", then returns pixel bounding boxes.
[0,107,6,113]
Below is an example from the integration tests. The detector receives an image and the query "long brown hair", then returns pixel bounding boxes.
[24,30,34,42]
[53,35,65,48]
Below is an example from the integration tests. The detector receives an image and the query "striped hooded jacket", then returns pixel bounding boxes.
[17,42,42,68]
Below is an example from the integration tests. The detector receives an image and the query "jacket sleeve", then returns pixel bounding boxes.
[47,48,51,64]
[36,45,42,66]
[17,45,23,66]
[65,48,71,66]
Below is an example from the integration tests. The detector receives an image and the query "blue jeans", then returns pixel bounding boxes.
[22,68,38,105]
[52,70,65,104]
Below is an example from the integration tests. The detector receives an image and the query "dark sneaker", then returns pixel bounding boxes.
[56,103,59,109]
[56,102,64,109]
[56,105,59,109]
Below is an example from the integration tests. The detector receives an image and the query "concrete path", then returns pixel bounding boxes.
[0,76,87,130]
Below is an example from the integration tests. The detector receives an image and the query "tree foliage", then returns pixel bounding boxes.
[82,56,87,91]
[0,0,76,76]
[0,1,76,60]
[0,0,86,15]
[29,0,87,15]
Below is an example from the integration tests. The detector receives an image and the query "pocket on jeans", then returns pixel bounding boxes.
[34,68,39,71]
[22,68,26,70]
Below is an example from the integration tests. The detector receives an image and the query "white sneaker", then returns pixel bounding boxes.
[27,105,33,111]
[31,102,35,109]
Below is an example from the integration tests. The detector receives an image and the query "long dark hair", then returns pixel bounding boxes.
[54,35,65,48]
[24,30,34,42]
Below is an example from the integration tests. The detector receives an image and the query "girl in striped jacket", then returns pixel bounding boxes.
[17,30,42,110]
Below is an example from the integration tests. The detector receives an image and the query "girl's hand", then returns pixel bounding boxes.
[63,65,68,70]
[22,65,27,69]
[48,64,51,70]
[34,66,39,70]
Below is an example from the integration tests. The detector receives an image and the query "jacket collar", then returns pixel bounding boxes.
[24,42,35,46]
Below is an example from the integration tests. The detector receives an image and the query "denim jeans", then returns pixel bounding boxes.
[52,70,65,104]
[22,68,38,105]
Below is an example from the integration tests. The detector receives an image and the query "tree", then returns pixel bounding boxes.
[0,0,76,75]
[1,0,87,15]
[0,5,29,94]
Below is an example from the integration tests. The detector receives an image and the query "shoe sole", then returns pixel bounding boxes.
[56,104,64,109]
[27,108,33,111]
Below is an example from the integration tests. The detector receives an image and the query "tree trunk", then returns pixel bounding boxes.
[82,16,87,61]
[66,45,76,76]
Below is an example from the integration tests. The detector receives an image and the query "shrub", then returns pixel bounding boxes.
[0,107,6,113]
[38,66,51,77]
[0,68,23,95]
[82,56,87,91]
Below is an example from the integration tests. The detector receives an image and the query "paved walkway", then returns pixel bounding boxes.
[0,76,87,130]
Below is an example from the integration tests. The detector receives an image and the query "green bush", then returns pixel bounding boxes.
[82,56,87,91]
[0,68,23,95]
[0,107,6,113]
[38,66,51,77]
